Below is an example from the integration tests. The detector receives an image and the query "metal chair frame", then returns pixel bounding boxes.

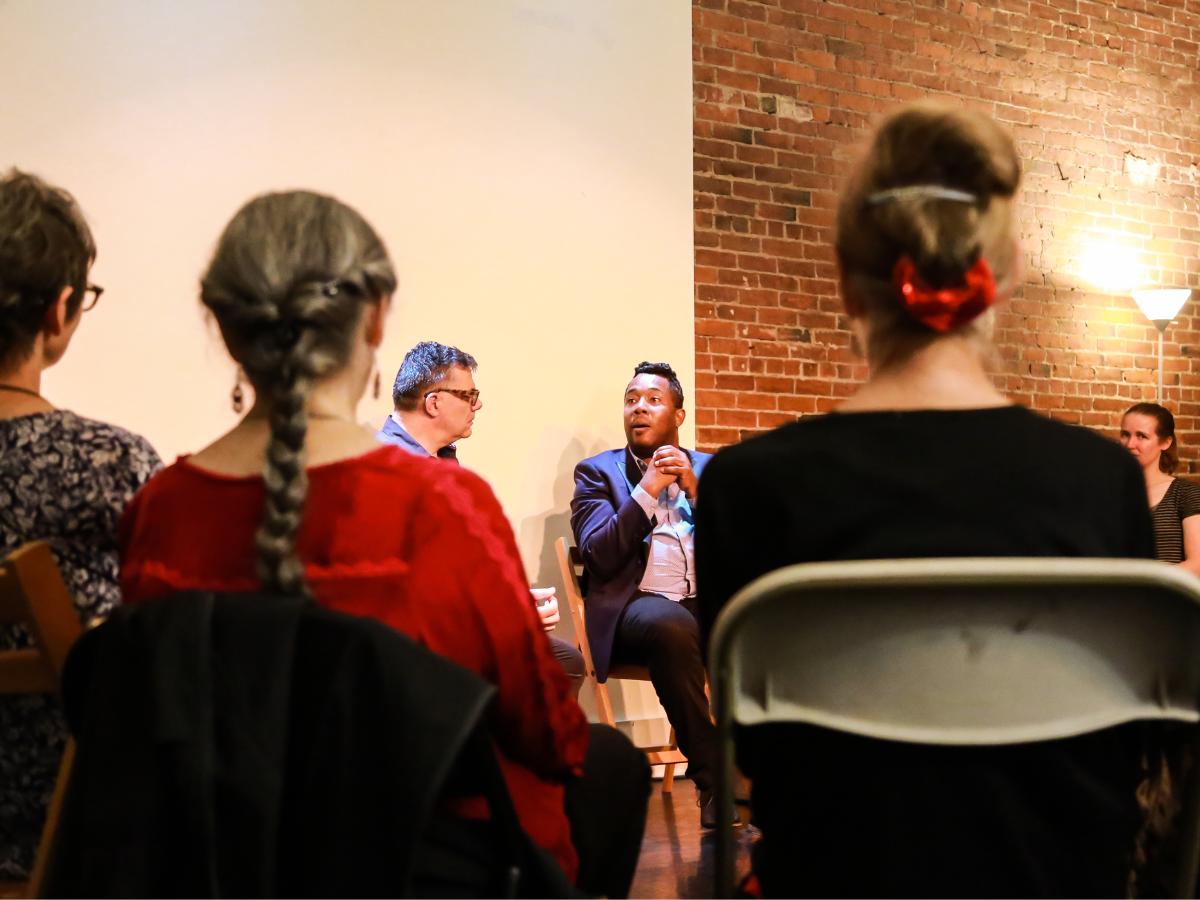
[710,557,1200,898]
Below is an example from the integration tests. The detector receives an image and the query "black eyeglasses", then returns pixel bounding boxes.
[81,283,104,312]
[426,388,481,406]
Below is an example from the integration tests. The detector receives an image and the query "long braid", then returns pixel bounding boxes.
[200,191,397,597]
[256,343,313,595]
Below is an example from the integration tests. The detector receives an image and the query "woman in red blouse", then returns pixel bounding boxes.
[119,190,649,897]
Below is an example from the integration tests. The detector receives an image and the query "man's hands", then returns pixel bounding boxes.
[639,446,698,501]
[531,587,560,632]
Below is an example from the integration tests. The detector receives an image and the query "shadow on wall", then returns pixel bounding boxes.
[520,436,597,648]
[519,434,671,739]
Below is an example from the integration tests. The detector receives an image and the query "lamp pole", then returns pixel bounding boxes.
[1131,289,1193,404]
[1153,319,1169,402]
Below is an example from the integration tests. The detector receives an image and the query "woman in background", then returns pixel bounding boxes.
[697,104,1155,897]
[1120,402,1200,572]
[118,190,648,898]
[0,169,161,882]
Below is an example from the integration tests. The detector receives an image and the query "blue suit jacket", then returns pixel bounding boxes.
[570,446,711,682]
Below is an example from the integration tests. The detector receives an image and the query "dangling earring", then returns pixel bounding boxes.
[372,368,381,401]
[231,368,245,414]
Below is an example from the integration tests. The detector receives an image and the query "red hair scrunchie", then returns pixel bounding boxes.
[892,255,997,333]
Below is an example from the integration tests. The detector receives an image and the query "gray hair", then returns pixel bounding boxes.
[392,341,477,411]
[200,190,397,596]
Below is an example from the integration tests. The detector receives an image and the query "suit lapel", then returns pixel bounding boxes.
[621,447,641,496]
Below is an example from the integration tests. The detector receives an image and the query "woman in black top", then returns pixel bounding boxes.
[1120,402,1200,569]
[696,104,1156,898]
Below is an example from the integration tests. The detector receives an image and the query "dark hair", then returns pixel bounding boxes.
[0,169,96,371]
[1124,402,1178,474]
[201,190,397,596]
[632,361,684,408]
[392,341,477,411]
[836,102,1021,367]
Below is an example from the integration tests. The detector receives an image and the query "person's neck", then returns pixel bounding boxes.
[244,375,361,425]
[0,351,52,417]
[1144,465,1174,487]
[839,335,1009,412]
[630,436,680,460]
[396,409,451,457]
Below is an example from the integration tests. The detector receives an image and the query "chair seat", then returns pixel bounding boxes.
[607,663,653,682]
[555,537,686,793]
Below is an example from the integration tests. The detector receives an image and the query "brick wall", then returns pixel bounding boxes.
[693,0,1200,468]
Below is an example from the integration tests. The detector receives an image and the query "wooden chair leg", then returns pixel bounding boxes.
[26,737,73,898]
[593,678,617,728]
[662,762,676,793]
[662,727,678,794]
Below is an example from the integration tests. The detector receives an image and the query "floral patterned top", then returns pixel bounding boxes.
[0,410,161,879]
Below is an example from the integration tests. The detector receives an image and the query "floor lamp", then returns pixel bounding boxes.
[1131,289,1193,402]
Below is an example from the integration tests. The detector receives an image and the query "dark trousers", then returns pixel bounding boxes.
[611,593,716,792]
[549,635,585,702]
[564,723,652,899]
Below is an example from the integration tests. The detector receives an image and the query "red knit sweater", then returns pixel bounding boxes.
[118,445,589,881]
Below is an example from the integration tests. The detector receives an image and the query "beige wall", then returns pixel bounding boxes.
[0,0,693,727]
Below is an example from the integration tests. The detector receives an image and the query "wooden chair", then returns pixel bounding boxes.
[0,542,83,900]
[555,537,687,793]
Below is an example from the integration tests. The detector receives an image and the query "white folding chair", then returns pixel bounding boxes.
[709,557,1200,898]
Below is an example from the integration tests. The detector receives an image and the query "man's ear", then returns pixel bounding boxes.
[423,390,439,419]
[675,407,686,429]
[43,286,74,336]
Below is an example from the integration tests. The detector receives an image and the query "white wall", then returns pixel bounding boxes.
[0,0,693,728]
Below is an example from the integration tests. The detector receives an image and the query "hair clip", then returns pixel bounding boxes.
[865,185,977,207]
[893,255,997,333]
[274,321,303,350]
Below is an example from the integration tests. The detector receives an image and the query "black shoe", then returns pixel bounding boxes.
[698,789,740,829]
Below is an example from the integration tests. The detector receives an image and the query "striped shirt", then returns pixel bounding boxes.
[1151,477,1200,564]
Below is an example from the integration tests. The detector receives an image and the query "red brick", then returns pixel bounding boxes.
[692,0,1200,461]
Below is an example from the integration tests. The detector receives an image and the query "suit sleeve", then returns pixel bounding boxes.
[569,460,654,580]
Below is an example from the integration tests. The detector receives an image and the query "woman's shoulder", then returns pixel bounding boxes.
[1,410,162,483]
[1171,476,1200,503]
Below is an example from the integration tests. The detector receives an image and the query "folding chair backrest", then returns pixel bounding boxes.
[0,541,83,898]
[709,557,1200,897]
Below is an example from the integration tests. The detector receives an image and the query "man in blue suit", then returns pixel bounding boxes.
[570,362,720,826]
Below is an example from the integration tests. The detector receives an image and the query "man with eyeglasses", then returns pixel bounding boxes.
[377,341,586,699]
[377,341,481,461]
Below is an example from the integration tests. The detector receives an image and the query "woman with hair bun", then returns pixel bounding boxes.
[0,169,162,882]
[1120,402,1200,572]
[118,190,648,898]
[696,104,1155,897]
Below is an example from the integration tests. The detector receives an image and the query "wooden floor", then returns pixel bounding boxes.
[629,778,754,900]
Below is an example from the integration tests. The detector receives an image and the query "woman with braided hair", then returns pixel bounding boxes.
[696,104,1156,896]
[118,190,649,897]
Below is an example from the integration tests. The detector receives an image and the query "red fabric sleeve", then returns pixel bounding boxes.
[407,464,590,780]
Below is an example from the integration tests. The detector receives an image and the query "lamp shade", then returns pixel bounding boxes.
[1132,288,1192,328]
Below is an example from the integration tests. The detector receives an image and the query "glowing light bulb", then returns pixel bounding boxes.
[1079,242,1142,292]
